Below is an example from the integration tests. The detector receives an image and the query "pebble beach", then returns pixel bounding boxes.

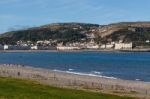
[0,63,150,99]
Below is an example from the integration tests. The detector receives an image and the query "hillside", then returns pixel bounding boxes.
[0,77,134,99]
[98,22,150,46]
[0,23,99,45]
[1,22,150,46]
[98,22,150,37]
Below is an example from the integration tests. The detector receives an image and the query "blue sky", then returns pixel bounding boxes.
[0,0,150,33]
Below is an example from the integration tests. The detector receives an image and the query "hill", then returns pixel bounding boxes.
[0,23,99,45]
[98,22,150,46]
[98,22,150,37]
[1,22,150,46]
[0,77,134,99]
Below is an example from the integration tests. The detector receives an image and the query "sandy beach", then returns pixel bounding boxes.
[0,63,149,99]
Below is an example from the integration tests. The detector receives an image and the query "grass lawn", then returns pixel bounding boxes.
[0,77,136,99]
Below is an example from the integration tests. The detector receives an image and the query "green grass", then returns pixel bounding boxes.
[0,77,135,99]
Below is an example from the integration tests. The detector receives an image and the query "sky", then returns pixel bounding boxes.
[0,0,150,33]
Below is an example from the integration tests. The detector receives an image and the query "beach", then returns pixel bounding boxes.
[0,64,149,99]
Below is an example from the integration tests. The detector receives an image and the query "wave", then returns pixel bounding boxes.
[91,71,102,75]
[52,69,117,80]
[135,79,141,81]
[68,68,74,71]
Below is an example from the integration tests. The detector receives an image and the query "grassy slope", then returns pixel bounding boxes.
[0,77,135,99]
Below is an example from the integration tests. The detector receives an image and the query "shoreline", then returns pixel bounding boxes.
[0,63,150,98]
[0,49,150,53]
[56,70,118,80]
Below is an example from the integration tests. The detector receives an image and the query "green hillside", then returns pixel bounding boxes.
[0,23,99,44]
[0,77,135,99]
[103,29,150,46]
[1,22,150,46]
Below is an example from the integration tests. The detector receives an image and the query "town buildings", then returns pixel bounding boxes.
[57,46,80,50]
[115,43,133,50]
[0,39,133,51]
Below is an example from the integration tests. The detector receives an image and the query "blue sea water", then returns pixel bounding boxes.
[0,51,150,81]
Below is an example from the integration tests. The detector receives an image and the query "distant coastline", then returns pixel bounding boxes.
[1,22,150,53]
[0,48,150,53]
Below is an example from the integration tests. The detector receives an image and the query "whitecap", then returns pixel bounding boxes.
[52,69,117,80]
[91,71,102,75]
[65,71,117,80]
[68,68,74,71]
[135,79,140,81]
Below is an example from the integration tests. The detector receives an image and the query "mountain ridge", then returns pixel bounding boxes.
[1,21,150,46]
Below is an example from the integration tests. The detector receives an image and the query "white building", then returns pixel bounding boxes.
[86,39,99,49]
[4,45,9,50]
[100,43,114,49]
[100,44,106,49]
[146,40,150,43]
[57,46,80,50]
[86,33,96,39]
[37,40,51,45]
[86,45,99,49]
[31,46,38,50]
[106,44,114,49]
[115,43,133,50]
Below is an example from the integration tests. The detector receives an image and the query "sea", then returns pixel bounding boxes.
[0,51,150,82]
